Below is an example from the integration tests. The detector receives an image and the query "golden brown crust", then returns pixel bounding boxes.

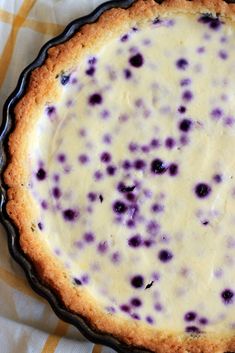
[4,1,235,352]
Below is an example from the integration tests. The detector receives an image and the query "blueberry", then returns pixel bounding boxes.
[180,78,191,86]
[151,158,167,174]
[179,119,192,132]
[178,106,186,114]
[146,316,154,324]
[88,57,97,65]
[52,187,61,199]
[120,304,130,312]
[128,235,142,247]
[169,163,178,176]
[198,14,222,31]
[221,289,234,304]
[184,311,197,321]
[74,278,82,285]
[89,93,102,105]
[129,53,144,68]
[36,168,46,181]
[124,69,132,79]
[86,67,95,76]
[213,174,222,183]
[87,192,97,202]
[121,34,129,42]
[84,232,94,243]
[79,154,89,164]
[176,58,188,70]
[182,90,193,101]
[57,153,66,163]
[131,275,144,288]
[113,201,127,214]
[158,249,173,262]
[131,298,142,307]
[134,159,146,170]
[46,106,56,115]
[63,209,78,221]
[100,152,111,163]
[165,137,175,149]
[199,317,208,325]
[195,183,211,198]
[60,74,70,85]
[98,241,108,253]
[185,326,200,333]
[106,165,116,176]
[38,222,43,230]
[211,108,222,119]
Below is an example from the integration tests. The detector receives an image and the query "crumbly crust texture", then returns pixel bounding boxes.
[4,1,235,352]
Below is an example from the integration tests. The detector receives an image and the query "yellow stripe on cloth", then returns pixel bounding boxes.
[41,320,69,353]
[92,345,102,353]
[0,0,36,88]
[0,266,44,302]
[0,9,64,36]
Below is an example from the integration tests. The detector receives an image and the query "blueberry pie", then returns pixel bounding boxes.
[5,0,235,351]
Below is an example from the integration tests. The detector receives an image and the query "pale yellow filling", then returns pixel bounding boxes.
[30,13,235,333]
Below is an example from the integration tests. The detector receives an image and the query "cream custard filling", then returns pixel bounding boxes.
[30,12,235,333]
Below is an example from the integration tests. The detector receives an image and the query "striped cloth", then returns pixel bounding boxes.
[0,1,116,352]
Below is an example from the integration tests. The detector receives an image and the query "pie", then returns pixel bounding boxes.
[4,0,235,352]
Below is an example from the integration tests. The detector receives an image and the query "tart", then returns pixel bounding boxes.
[4,0,235,351]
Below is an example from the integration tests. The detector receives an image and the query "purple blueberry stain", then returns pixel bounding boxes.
[63,209,79,222]
[100,151,111,163]
[52,187,61,199]
[38,222,43,230]
[158,249,173,263]
[87,192,97,202]
[182,90,193,101]
[46,105,56,116]
[178,105,187,114]
[179,117,192,132]
[169,163,178,176]
[121,34,129,42]
[184,311,197,321]
[165,137,175,149]
[129,53,144,68]
[131,297,142,307]
[221,289,234,304]
[146,316,154,324]
[198,14,223,31]
[195,183,211,198]
[213,174,222,183]
[79,154,89,164]
[151,158,167,174]
[89,93,103,106]
[176,58,188,70]
[211,108,223,120]
[128,234,142,248]
[60,73,70,85]
[113,200,127,214]
[131,275,144,288]
[97,241,108,254]
[84,232,95,243]
[180,78,191,86]
[106,165,116,176]
[57,153,66,163]
[124,68,132,79]
[36,168,46,181]
[218,50,228,60]
[185,326,200,334]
